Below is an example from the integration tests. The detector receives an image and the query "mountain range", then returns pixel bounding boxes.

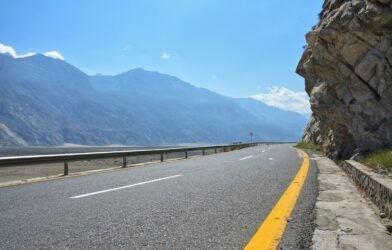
[0,52,307,146]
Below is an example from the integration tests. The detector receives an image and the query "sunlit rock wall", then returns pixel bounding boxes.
[297,0,392,158]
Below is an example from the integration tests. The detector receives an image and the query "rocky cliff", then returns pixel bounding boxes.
[297,0,392,159]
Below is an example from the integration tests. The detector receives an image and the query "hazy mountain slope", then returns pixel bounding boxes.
[91,69,306,142]
[0,53,134,145]
[0,53,307,146]
[235,98,306,140]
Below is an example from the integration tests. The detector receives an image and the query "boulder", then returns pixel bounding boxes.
[297,0,392,159]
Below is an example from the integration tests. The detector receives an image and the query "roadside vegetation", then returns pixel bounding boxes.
[360,150,392,170]
[295,141,347,165]
[295,141,322,152]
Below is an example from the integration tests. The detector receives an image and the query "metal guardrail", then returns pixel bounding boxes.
[0,143,260,175]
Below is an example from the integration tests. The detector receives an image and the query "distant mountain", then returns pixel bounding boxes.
[0,53,307,146]
[235,98,306,140]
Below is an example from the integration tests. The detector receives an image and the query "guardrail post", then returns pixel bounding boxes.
[122,157,127,168]
[214,148,217,154]
[185,151,188,159]
[202,149,205,155]
[160,153,164,162]
[64,161,69,176]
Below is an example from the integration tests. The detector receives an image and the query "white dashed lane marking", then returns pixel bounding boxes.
[240,156,254,161]
[70,175,182,199]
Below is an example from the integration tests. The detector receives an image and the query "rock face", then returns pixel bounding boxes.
[297,0,392,159]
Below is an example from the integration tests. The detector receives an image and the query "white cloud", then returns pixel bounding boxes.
[122,44,131,51]
[0,43,65,60]
[162,52,170,59]
[0,43,36,58]
[44,51,64,60]
[0,43,17,57]
[17,52,37,58]
[251,86,311,115]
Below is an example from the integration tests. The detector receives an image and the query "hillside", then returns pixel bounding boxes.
[0,52,307,146]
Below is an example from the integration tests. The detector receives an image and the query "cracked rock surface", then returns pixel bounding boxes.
[297,0,392,159]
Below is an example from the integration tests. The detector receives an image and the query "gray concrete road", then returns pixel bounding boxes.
[0,144,317,249]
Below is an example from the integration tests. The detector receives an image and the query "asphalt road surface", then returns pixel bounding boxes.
[0,144,317,249]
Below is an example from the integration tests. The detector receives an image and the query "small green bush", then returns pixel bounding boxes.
[295,141,322,152]
[360,150,392,170]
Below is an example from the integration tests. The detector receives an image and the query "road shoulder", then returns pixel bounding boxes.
[279,150,318,249]
[311,153,392,249]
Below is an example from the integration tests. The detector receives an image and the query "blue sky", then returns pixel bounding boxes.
[0,0,323,115]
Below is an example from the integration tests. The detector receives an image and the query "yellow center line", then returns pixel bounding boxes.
[244,149,310,250]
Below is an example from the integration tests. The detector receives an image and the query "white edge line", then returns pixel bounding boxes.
[70,175,182,199]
